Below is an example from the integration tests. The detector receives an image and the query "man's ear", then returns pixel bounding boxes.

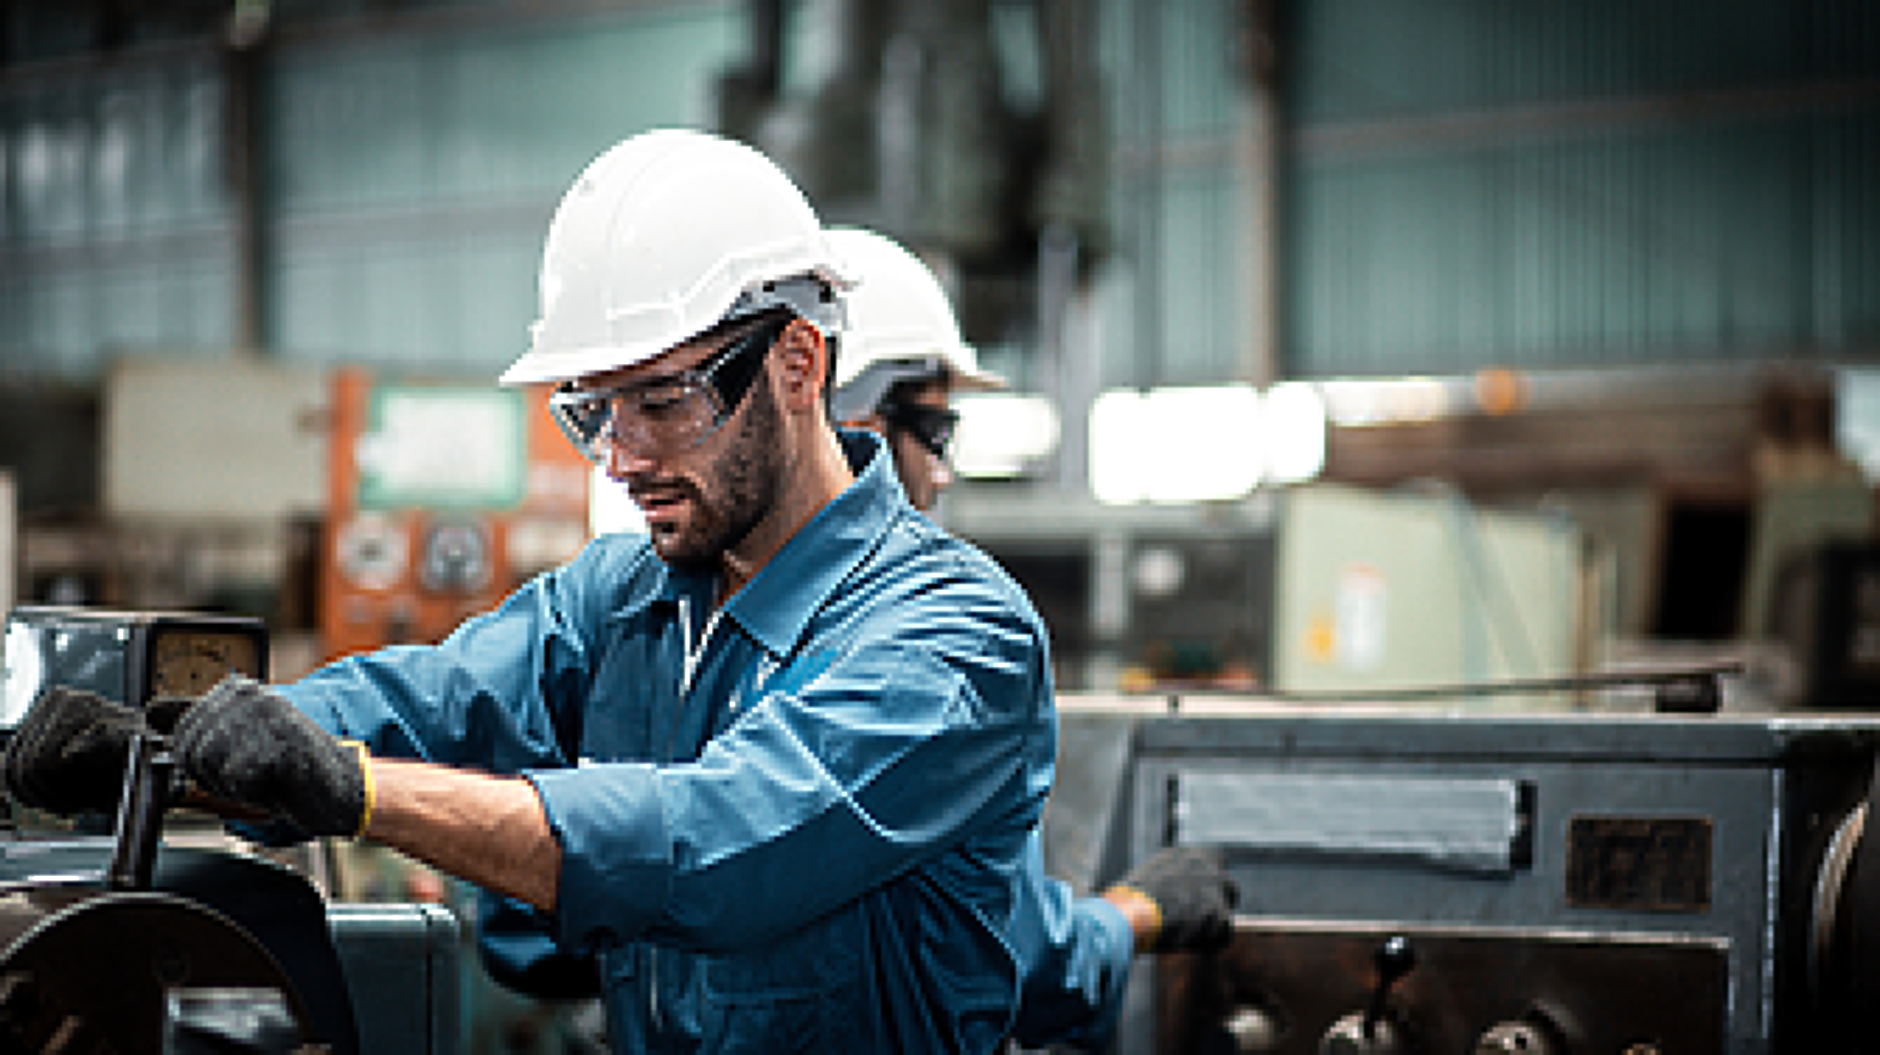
[771,317,829,413]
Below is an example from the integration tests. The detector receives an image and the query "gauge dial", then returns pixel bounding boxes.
[149,627,263,698]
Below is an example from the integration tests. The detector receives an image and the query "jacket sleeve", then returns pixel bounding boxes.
[529,568,1057,953]
[1006,835,1135,1049]
[477,891,601,1000]
[276,539,643,773]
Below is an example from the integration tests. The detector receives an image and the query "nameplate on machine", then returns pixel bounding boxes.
[1563,815,1712,912]
[1175,771,1534,874]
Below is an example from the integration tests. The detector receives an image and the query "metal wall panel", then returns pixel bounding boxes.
[0,4,739,380]
[1155,164,1255,385]
[3,0,1871,389]
[1286,0,1880,378]
[0,51,232,377]
[1100,0,1258,387]
[264,6,741,373]
[1294,0,1868,122]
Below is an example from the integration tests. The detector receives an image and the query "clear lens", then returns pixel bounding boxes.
[551,381,717,462]
[547,313,787,463]
[549,389,609,448]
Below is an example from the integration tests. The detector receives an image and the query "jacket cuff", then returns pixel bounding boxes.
[527,762,672,949]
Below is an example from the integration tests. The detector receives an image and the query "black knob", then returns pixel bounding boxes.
[1363,935,1416,1041]
[1376,935,1416,984]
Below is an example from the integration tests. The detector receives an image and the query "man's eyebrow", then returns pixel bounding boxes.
[574,354,702,394]
[571,314,780,393]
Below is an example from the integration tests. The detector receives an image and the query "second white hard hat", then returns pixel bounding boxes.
[502,128,851,388]
[826,226,1005,422]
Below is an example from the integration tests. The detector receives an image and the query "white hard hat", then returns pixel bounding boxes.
[826,226,1006,422]
[502,128,851,388]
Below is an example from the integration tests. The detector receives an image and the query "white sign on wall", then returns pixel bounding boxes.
[1335,563,1387,672]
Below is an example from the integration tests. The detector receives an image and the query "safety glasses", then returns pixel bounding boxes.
[550,314,791,462]
[880,401,960,461]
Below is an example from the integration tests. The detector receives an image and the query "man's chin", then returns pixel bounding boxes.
[648,527,718,572]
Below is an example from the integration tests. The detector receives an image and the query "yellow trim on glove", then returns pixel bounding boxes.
[1105,883,1164,947]
[339,739,375,838]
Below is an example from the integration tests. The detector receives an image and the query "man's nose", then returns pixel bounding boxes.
[930,451,955,492]
[602,434,659,477]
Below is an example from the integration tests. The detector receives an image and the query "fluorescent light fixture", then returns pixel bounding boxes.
[588,465,647,538]
[1261,382,1327,484]
[953,394,1061,479]
[1318,377,1453,427]
[1090,384,1264,504]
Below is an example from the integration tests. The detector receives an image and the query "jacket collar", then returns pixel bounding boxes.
[651,429,909,656]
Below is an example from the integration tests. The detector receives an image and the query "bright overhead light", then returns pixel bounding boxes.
[1090,385,1264,504]
[1261,382,1327,484]
[953,394,1061,479]
[1318,377,1453,426]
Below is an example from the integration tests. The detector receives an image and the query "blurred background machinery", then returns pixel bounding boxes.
[320,367,589,664]
[1,0,1872,691]
[947,480,1597,702]
[0,0,1876,1052]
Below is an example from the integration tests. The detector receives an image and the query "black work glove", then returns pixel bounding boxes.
[1105,846,1241,954]
[2,686,146,815]
[172,674,370,839]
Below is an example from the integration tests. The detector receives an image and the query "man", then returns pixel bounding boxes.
[825,225,1003,512]
[7,129,1049,1053]
[826,225,1240,1049]
[3,130,1231,1053]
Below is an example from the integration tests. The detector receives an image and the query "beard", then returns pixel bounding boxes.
[636,375,784,573]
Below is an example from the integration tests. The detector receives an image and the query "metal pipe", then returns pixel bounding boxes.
[1133,0,1164,389]
[224,40,266,357]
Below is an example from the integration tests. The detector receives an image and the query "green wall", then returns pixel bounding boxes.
[1284,0,1879,376]
[1,0,1874,387]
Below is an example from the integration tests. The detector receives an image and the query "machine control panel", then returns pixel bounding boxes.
[1042,702,1880,1052]
[1160,921,1728,1053]
[2,605,268,729]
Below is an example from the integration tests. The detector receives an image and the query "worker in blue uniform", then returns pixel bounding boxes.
[471,222,1242,1051]
[3,128,1230,1053]
[470,220,1242,1051]
[823,224,1241,1049]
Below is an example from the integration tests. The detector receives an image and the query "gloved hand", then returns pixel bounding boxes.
[172,674,371,839]
[1103,846,1240,954]
[2,686,146,815]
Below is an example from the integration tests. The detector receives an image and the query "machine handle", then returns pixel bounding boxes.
[106,730,175,891]
[1363,935,1416,1041]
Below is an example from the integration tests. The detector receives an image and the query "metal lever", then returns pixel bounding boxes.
[1320,935,1417,1054]
[1363,935,1416,1042]
[106,730,175,891]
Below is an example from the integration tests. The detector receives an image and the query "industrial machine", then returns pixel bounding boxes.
[948,482,1594,697]
[0,605,459,1054]
[322,368,590,664]
[1043,688,1880,1054]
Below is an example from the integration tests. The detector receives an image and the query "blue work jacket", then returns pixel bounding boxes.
[477,830,1136,1049]
[1005,839,1135,1048]
[281,431,1060,1052]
